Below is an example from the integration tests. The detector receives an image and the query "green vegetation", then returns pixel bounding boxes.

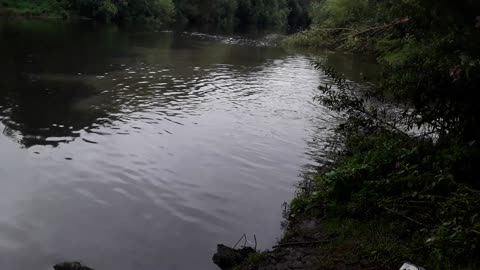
[291,128,480,268]
[68,0,175,23]
[0,0,66,17]
[2,0,479,269]
[281,1,480,267]
[234,252,269,270]
[0,0,176,24]
[173,0,311,29]
[274,59,480,269]
[0,0,311,29]
[174,0,289,28]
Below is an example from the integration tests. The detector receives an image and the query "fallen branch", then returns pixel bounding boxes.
[313,27,361,33]
[272,240,330,249]
[356,18,409,36]
[382,207,426,226]
[233,234,247,249]
[337,18,410,43]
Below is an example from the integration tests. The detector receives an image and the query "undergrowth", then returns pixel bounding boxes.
[289,84,480,269]
[284,5,480,266]
[316,218,415,269]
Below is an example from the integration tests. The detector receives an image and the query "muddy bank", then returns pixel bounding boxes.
[212,218,367,270]
[212,215,419,270]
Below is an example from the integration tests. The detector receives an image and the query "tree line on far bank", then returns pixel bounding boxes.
[173,0,310,30]
[0,0,311,30]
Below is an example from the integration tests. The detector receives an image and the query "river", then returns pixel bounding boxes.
[0,18,377,270]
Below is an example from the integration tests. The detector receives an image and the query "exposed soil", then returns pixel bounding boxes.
[214,217,385,270]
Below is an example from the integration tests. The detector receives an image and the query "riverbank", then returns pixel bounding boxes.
[230,2,480,269]
[215,11,480,264]
[232,217,411,270]
[215,127,480,270]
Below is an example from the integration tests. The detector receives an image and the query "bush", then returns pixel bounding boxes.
[288,61,480,268]
[310,0,372,27]
[292,127,480,268]
[290,0,480,268]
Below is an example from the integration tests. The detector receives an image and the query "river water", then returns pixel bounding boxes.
[0,18,377,270]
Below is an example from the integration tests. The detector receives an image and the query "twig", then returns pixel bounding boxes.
[360,108,410,136]
[382,207,425,226]
[463,187,480,193]
[272,240,330,249]
[313,27,361,33]
[233,234,247,249]
[359,18,409,36]
[337,18,410,43]
[254,234,257,252]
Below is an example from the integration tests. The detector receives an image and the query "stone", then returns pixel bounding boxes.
[212,244,255,270]
[53,262,94,270]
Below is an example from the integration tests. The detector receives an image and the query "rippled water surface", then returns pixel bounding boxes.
[0,18,377,270]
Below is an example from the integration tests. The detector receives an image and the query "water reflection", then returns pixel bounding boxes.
[0,74,110,146]
[0,18,289,148]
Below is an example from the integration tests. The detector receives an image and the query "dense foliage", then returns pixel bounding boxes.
[287,0,310,30]
[287,63,480,268]
[292,128,480,269]
[0,0,311,29]
[0,0,175,24]
[173,0,311,29]
[0,0,67,17]
[68,0,176,23]
[288,0,480,143]
[286,0,480,268]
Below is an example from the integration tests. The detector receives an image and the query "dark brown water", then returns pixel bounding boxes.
[0,18,377,270]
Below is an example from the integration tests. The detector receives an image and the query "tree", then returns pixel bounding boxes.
[68,0,175,24]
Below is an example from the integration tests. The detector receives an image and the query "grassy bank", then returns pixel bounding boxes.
[289,130,480,269]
